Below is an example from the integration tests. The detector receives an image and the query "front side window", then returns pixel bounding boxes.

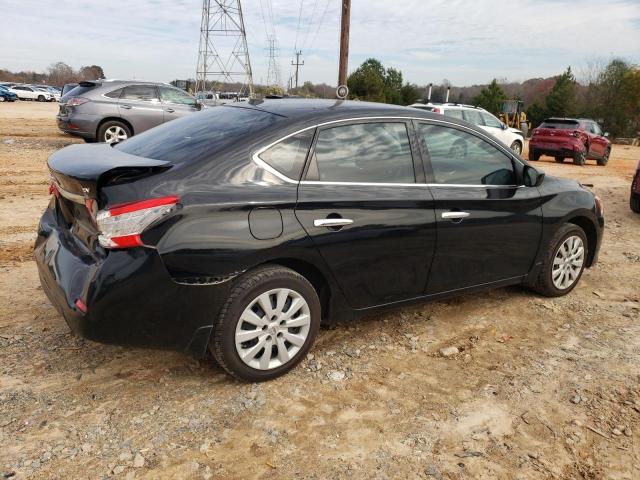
[310,122,415,183]
[418,123,516,186]
[258,130,314,180]
[481,112,502,128]
[121,85,159,102]
[160,86,195,105]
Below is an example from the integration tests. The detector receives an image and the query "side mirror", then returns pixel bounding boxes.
[524,165,545,187]
[604,132,609,137]
[501,123,508,130]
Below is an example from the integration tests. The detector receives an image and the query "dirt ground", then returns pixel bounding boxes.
[0,102,639,480]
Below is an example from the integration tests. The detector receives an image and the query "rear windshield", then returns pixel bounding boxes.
[540,120,579,130]
[115,106,281,164]
[63,85,96,99]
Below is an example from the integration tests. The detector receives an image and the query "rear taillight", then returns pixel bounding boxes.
[433,107,441,113]
[66,96,89,107]
[49,181,60,198]
[96,195,179,249]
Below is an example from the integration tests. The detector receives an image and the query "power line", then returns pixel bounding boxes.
[307,0,333,52]
[293,0,305,51]
[300,0,320,51]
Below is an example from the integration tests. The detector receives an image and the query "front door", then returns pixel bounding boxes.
[416,122,543,294]
[118,84,164,134]
[295,120,437,309]
[159,86,200,124]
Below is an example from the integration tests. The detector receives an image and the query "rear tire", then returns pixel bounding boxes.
[554,156,564,163]
[597,148,610,166]
[97,120,131,144]
[528,149,540,161]
[510,141,523,155]
[631,192,640,213]
[530,224,588,297]
[37,95,45,102]
[573,150,586,166]
[0,97,5,102]
[211,265,321,382]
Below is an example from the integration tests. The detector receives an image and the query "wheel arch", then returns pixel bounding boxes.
[96,117,134,139]
[566,215,598,267]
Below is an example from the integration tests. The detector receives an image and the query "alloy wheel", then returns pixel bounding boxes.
[552,235,584,290]
[235,288,311,370]
[511,142,522,155]
[104,126,128,143]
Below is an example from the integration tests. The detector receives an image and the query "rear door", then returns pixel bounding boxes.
[295,120,437,309]
[416,122,542,294]
[158,86,200,123]
[118,85,164,134]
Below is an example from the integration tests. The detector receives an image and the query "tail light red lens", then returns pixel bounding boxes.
[433,107,441,113]
[96,195,179,249]
[66,97,89,107]
[49,181,60,197]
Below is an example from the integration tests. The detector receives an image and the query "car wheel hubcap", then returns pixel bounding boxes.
[552,235,584,290]
[104,126,128,143]
[512,143,521,154]
[235,288,311,370]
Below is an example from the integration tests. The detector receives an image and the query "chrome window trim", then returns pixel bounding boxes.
[251,115,525,186]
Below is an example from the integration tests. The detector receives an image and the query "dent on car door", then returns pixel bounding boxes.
[417,122,543,293]
[294,120,437,309]
[118,85,164,133]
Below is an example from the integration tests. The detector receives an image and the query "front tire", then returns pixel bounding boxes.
[510,140,523,155]
[211,266,321,382]
[597,148,610,166]
[631,192,640,213]
[554,156,564,163]
[528,149,540,161]
[97,120,131,144]
[531,224,587,297]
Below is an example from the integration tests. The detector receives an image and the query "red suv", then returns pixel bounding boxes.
[529,118,611,166]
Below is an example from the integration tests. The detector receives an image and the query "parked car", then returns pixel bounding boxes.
[195,91,220,107]
[36,100,604,381]
[33,86,61,102]
[631,160,640,213]
[529,118,611,166]
[410,102,525,155]
[9,85,54,102]
[56,80,202,143]
[0,85,18,102]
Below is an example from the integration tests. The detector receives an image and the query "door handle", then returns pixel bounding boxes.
[314,218,354,228]
[121,104,132,109]
[165,108,175,113]
[441,211,470,220]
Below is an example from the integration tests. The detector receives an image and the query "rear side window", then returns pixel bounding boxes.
[104,88,123,99]
[444,109,464,120]
[310,122,415,183]
[121,85,159,102]
[258,130,314,180]
[462,110,484,126]
[418,123,515,186]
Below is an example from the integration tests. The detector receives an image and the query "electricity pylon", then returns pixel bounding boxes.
[195,0,254,97]
[266,36,281,88]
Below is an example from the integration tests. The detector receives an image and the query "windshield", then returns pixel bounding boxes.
[540,120,579,130]
[115,106,282,164]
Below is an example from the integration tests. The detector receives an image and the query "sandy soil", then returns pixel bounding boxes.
[0,102,639,480]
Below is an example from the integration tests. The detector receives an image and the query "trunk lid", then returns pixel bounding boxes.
[48,143,170,251]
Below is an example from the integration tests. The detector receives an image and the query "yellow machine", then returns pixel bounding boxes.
[499,100,531,136]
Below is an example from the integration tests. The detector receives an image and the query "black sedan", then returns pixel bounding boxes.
[35,99,604,381]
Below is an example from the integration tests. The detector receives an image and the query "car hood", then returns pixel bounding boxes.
[508,127,524,136]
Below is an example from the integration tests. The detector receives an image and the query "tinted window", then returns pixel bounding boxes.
[481,112,502,128]
[259,130,313,180]
[444,109,464,120]
[104,88,123,99]
[462,110,484,126]
[121,85,158,102]
[160,86,195,105]
[311,122,414,183]
[115,106,280,164]
[540,120,579,130]
[418,124,516,186]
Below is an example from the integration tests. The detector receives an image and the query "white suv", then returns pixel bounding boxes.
[9,85,55,102]
[410,103,525,155]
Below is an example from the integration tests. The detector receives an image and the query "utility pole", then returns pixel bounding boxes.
[338,0,351,88]
[291,50,304,90]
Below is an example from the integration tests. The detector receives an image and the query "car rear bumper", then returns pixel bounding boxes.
[56,114,98,140]
[34,202,231,356]
[530,138,584,156]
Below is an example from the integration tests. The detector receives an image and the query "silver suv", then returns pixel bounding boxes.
[57,80,202,143]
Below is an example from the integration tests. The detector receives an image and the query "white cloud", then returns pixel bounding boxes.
[0,0,638,86]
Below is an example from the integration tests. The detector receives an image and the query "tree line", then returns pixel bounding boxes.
[0,62,106,87]
[344,58,640,138]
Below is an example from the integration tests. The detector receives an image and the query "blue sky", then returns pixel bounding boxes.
[1,0,639,86]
